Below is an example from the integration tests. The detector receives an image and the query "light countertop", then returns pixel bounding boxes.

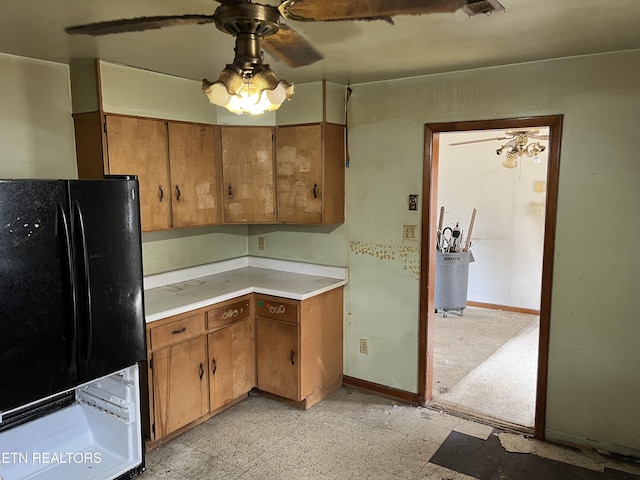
[144,257,348,323]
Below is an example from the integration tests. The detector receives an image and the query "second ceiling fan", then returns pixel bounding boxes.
[449,129,549,169]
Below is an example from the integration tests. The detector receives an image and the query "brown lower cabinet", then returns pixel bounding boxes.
[146,296,253,446]
[145,288,343,447]
[255,288,344,408]
[152,335,209,439]
[207,298,255,411]
[256,317,299,400]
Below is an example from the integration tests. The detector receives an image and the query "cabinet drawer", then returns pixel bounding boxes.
[150,314,205,350]
[254,296,299,324]
[207,298,251,331]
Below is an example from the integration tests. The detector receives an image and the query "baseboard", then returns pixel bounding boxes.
[546,428,640,460]
[342,375,422,405]
[467,301,540,316]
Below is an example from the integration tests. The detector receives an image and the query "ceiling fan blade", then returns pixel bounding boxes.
[261,24,323,68]
[65,14,216,36]
[449,136,511,146]
[279,0,465,22]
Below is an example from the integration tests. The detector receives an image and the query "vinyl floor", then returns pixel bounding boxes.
[143,387,640,479]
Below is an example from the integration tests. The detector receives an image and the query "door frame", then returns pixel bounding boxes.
[418,115,563,439]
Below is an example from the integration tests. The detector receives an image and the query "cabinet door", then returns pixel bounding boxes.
[220,126,275,223]
[275,125,323,224]
[256,317,299,401]
[106,116,171,231]
[168,123,220,228]
[152,336,209,439]
[208,318,255,411]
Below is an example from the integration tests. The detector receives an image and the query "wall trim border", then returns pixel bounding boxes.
[466,301,540,316]
[343,376,421,405]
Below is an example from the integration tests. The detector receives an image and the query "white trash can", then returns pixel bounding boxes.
[435,251,475,316]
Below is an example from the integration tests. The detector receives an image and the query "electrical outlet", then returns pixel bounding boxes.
[403,224,418,241]
[359,338,368,354]
[529,203,545,217]
[258,236,265,251]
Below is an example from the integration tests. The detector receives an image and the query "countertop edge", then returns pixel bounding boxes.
[145,279,347,324]
[253,279,348,301]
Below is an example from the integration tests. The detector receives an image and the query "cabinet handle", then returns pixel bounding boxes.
[290,350,295,365]
[175,184,181,201]
[158,185,164,202]
[171,326,187,335]
[222,309,239,320]
[211,358,217,375]
[313,183,317,199]
[228,183,233,198]
[199,362,204,380]
[269,305,286,314]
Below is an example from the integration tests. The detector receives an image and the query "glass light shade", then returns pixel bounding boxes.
[202,65,294,115]
[502,157,518,169]
[205,83,232,107]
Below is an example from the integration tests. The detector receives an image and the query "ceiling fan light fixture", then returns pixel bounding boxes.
[203,64,294,115]
[203,10,294,117]
[496,133,546,169]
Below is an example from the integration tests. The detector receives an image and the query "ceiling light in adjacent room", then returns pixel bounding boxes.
[496,132,546,169]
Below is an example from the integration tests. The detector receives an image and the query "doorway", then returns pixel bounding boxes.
[418,116,563,439]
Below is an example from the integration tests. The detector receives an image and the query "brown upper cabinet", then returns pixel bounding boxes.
[275,124,345,225]
[73,113,220,232]
[220,126,276,224]
[74,113,345,228]
[167,122,220,229]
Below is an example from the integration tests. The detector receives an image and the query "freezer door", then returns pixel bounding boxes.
[0,180,76,412]
[68,178,146,383]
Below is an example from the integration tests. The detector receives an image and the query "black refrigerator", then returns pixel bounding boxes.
[0,177,146,480]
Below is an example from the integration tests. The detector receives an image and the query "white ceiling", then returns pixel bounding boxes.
[1,0,639,85]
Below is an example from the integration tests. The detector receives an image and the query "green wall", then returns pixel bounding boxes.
[0,53,77,179]
[252,50,640,455]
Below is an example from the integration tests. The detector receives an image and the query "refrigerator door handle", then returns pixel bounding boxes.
[74,202,93,364]
[58,203,78,368]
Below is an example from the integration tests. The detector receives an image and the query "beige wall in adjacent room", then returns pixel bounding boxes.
[0,53,77,179]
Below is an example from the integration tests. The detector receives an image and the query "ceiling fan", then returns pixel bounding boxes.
[65,0,465,114]
[449,129,549,169]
